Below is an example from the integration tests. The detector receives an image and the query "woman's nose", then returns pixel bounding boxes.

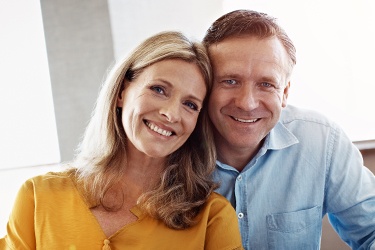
[160,100,181,123]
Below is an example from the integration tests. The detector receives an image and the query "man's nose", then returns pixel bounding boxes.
[234,86,259,111]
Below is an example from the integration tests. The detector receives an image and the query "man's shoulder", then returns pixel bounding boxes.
[280,105,337,128]
[276,105,346,148]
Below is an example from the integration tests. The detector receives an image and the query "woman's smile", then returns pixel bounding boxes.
[144,120,174,137]
[117,59,206,158]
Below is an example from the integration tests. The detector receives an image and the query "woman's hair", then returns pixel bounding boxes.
[73,31,216,229]
[203,9,296,77]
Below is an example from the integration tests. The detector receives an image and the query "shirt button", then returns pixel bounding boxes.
[237,175,242,181]
[238,212,244,219]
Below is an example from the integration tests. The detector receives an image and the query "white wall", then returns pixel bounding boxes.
[223,0,375,142]
[0,0,60,169]
[108,0,223,59]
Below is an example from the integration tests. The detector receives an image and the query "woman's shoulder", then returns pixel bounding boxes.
[196,192,238,226]
[204,192,235,213]
[23,168,77,191]
[207,192,231,202]
[199,193,244,249]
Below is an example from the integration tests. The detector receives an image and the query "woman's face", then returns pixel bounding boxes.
[117,59,207,158]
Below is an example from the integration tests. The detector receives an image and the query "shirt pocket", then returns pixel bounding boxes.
[266,206,322,250]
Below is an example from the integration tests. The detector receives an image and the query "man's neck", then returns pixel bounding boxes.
[216,145,259,172]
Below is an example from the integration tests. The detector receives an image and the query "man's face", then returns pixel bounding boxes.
[208,35,290,162]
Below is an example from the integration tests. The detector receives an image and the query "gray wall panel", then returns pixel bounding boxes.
[40,0,114,161]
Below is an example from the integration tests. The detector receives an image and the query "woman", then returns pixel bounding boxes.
[1,31,243,249]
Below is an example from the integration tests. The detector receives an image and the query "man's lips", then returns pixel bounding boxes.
[231,116,260,123]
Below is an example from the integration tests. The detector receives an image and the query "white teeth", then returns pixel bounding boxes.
[145,121,172,136]
[234,117,258,123]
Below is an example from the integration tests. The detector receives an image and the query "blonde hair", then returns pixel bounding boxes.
[73,31,216,229]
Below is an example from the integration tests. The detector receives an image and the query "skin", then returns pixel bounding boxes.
[92,59,207,237]
[117,58,207,161]
[207,35,290,171]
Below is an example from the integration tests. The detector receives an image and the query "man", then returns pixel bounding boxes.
[203,9,375,249]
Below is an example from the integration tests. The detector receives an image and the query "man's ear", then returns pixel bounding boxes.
[282,81,290,108]
[117,90,124,108]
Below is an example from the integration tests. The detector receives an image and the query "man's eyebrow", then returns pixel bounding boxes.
[215,73,241,79]
[259,76,280,83]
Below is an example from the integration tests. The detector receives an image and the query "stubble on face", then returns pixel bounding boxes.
[207,35,290,169]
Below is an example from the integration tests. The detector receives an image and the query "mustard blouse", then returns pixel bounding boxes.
[1,171,243,249]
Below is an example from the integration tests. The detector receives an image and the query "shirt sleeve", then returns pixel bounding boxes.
[2,179,36,250]
[205,193,244,250]
[325,125,375,249]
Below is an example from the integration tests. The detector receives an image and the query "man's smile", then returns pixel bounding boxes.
[232,117,260,123]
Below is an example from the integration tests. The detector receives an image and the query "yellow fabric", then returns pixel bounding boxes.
[1,171,243,250]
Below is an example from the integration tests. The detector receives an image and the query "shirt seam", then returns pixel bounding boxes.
[323,124,338,213]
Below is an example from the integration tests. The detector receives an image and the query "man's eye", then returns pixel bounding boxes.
[184,101,199,111]
[261,82,273,88]
[151,86,165,94]
[224,79,237,85]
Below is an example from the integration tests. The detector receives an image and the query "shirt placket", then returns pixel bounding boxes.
[235,172,249,248]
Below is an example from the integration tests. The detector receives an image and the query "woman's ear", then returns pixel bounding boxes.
[117,90,124,108]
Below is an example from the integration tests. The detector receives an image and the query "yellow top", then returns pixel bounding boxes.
[1,171,243,250]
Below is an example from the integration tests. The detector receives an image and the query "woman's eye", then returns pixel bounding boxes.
[151,86,165,95]
[184,101,199,111]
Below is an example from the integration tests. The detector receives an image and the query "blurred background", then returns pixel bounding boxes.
[1,0,375,248]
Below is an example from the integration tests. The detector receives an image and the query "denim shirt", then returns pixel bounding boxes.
[214,105,375,250]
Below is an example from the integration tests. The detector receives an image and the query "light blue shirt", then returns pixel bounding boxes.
[214,105,375,250]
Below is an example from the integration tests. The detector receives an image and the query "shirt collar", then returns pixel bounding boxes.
[216,121,299,170]
[265,121,299,150]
